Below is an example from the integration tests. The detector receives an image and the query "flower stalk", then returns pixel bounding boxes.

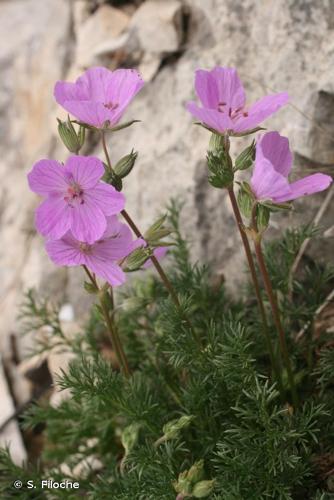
[209,134,283,395]
[83,265,130,378]
[100,133,202,347]
[227,186,284,398]
[250,211,298,407]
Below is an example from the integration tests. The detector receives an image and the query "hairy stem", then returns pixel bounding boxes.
[100,133,202,347]
[227,187,284,397]
[101,130,113,174]
[250,212,298,407]
[83,265,130,378]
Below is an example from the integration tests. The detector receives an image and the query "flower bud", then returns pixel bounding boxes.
[208,133,225,152]
[155,415,193,448]
[187,460,205,483]
[83,281,99,294]
[256,204,270,233]
[234,140,256,171]
[57,116,84,153]
[192,479,216,498]
[163,415,193,440]
[123,247,150,272]
[144,215,173,247]
[237,182,255,219]
[121,423,140,455]
[207,150,234,189]
[121,297,147,313]
[173,471,193,496]
[114,150,138,179]
[103,171,123,192]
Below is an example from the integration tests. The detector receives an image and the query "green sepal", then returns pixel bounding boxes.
[83,281,99,294]
[256,204,270,232]
[121,423,141,455]
[187,460,205,483]
[144,215,173,247]
[207,149,234,189]
[192,479,216,498]
[107,120,141,133]
[162,415,193,441]
[57,116,85,153]
[173,471,193,495]
[103,171,123,192]
[230,126,266,137]
[237,182,255,219]
[260,200,293,212]
[208,132,225,152]
[234,140,256,171]
[114,150,138,179]
[123,247,151,272]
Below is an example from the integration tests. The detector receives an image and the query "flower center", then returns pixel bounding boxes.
[79,242,92,254]
[217,102,248,119]
[64,183,84,206]
[103,101,119,111]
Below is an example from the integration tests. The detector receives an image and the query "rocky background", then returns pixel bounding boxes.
[0,0,333,462]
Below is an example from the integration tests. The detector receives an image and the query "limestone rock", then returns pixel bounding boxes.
[75,4,130,67]
[0,0,72,353]
[129,0,183,54]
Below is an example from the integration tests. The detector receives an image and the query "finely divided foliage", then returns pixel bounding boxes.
[0,66,333,499]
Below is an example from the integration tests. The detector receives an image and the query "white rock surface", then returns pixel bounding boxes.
[129,0,183,53]
[75,4,130,67]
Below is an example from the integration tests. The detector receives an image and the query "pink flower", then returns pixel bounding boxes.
[54,67,144,129]
[46,216,135,286]
[186,67,289,135]
[28,155,125,243]
[250,131,332,203]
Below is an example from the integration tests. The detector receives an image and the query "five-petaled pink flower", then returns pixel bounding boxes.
[46,216,135,286]
[54,67,144,129]
[186,67,289,135]
[250,131,332,203]
[28,155,125,243]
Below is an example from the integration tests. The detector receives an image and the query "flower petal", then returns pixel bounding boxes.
[92,230,133,261]
[186,101,233,133]
[256,132,292,177]
[84,183,125,216]
[61,100,111,128]
[54,79,88,105]
[274,173,333,203]
[80,67,115,101]
[210,67,246,111]
[35,196,71,239]
[64,156,104,189]
[194,69,220,108]
[105,68,144,115]
[87,256,126,287]
[251,158,292,201]
[70,201,106,244]
[45,234,85,267]
[102,215,123,238]
[28,160,67,196]
[233,92,289,133]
